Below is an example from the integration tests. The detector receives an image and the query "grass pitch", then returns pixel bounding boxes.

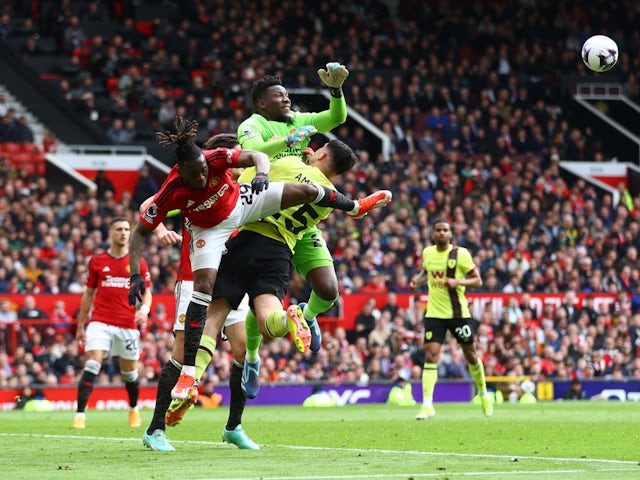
[1,402,639,480]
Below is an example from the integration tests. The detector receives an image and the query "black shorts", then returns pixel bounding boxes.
[213,230,292,310]
[422,317,479,345]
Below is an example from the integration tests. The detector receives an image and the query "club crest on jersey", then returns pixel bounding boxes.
[425,331,432,341]
[179,314,185,325]
[447,259,456,270]
[196,239,206,248]
[209,177,220,188]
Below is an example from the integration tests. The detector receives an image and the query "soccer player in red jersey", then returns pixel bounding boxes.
[142,134,257,452]
[72,217,152,429]
[128,116,388,404]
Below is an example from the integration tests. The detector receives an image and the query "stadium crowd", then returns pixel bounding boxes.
[1,0,640,394]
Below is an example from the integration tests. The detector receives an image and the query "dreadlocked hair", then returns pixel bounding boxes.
[156,116,201,164]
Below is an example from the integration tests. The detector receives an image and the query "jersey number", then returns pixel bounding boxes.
[239,184,253,205]
[272,204,320,235]
[454,325,473,341]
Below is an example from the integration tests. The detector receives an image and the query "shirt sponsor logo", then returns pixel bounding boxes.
[186,200,194,208]
[193,184,229,212]
[101,275,129,288]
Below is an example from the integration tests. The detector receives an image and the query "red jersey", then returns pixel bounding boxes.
[86,252,151,329]
[139,148,242,230]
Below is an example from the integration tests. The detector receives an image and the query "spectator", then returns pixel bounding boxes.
[93,170,115,197]
[106,118,126,144]
[17,295,49,320]
[50,300,72,337]
[354,298,380,342]
[41,129,58,153]
[131,165,159,210]
[386,370,416,406]
[563,379,586,400]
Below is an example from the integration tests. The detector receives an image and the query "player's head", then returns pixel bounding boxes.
[431,217,452,248]
[156,116,208,190]
[109,216,130,248]
[203,133,239,150]
[311,139,357,175]
[251,75,292,122]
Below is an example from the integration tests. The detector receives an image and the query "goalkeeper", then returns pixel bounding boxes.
[237,62,351,354]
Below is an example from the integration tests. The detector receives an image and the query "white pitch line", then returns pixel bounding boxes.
[193,471,640,480]
[1,432,637,468]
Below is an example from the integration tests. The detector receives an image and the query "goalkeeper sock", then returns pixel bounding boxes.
[305,291,337,325]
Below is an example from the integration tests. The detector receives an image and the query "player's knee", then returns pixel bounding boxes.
[121,369,139,383]
[310,274,340,303]
[83,359,101,375]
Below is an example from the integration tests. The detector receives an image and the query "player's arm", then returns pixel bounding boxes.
[129,221,153,277]
[74,286,96,346]
[235,149,270,172]
[139,196,182,246]
[410,269,429,290]
[240,129,290,158]
[134,283,153,325]
[301,95,347,134]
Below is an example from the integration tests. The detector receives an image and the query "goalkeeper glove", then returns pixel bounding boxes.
[285,125,317,147]
[128,273,146,306]
[251,172,269,194]
[317,62,349,96]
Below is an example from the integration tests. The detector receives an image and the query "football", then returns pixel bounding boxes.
[581,35,618,72]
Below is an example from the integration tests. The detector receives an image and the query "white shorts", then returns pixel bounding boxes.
[173,280,249,332]
[85,321,140,361]
[188,183,284,271]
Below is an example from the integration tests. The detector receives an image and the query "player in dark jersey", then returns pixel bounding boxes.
[72,217,152,429]
[410,218,492,419]
[128,116,391,403]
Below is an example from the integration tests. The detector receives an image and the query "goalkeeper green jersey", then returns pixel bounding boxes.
[237,96,347,161]
[237,156,334,252]
[421,244,476,319]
